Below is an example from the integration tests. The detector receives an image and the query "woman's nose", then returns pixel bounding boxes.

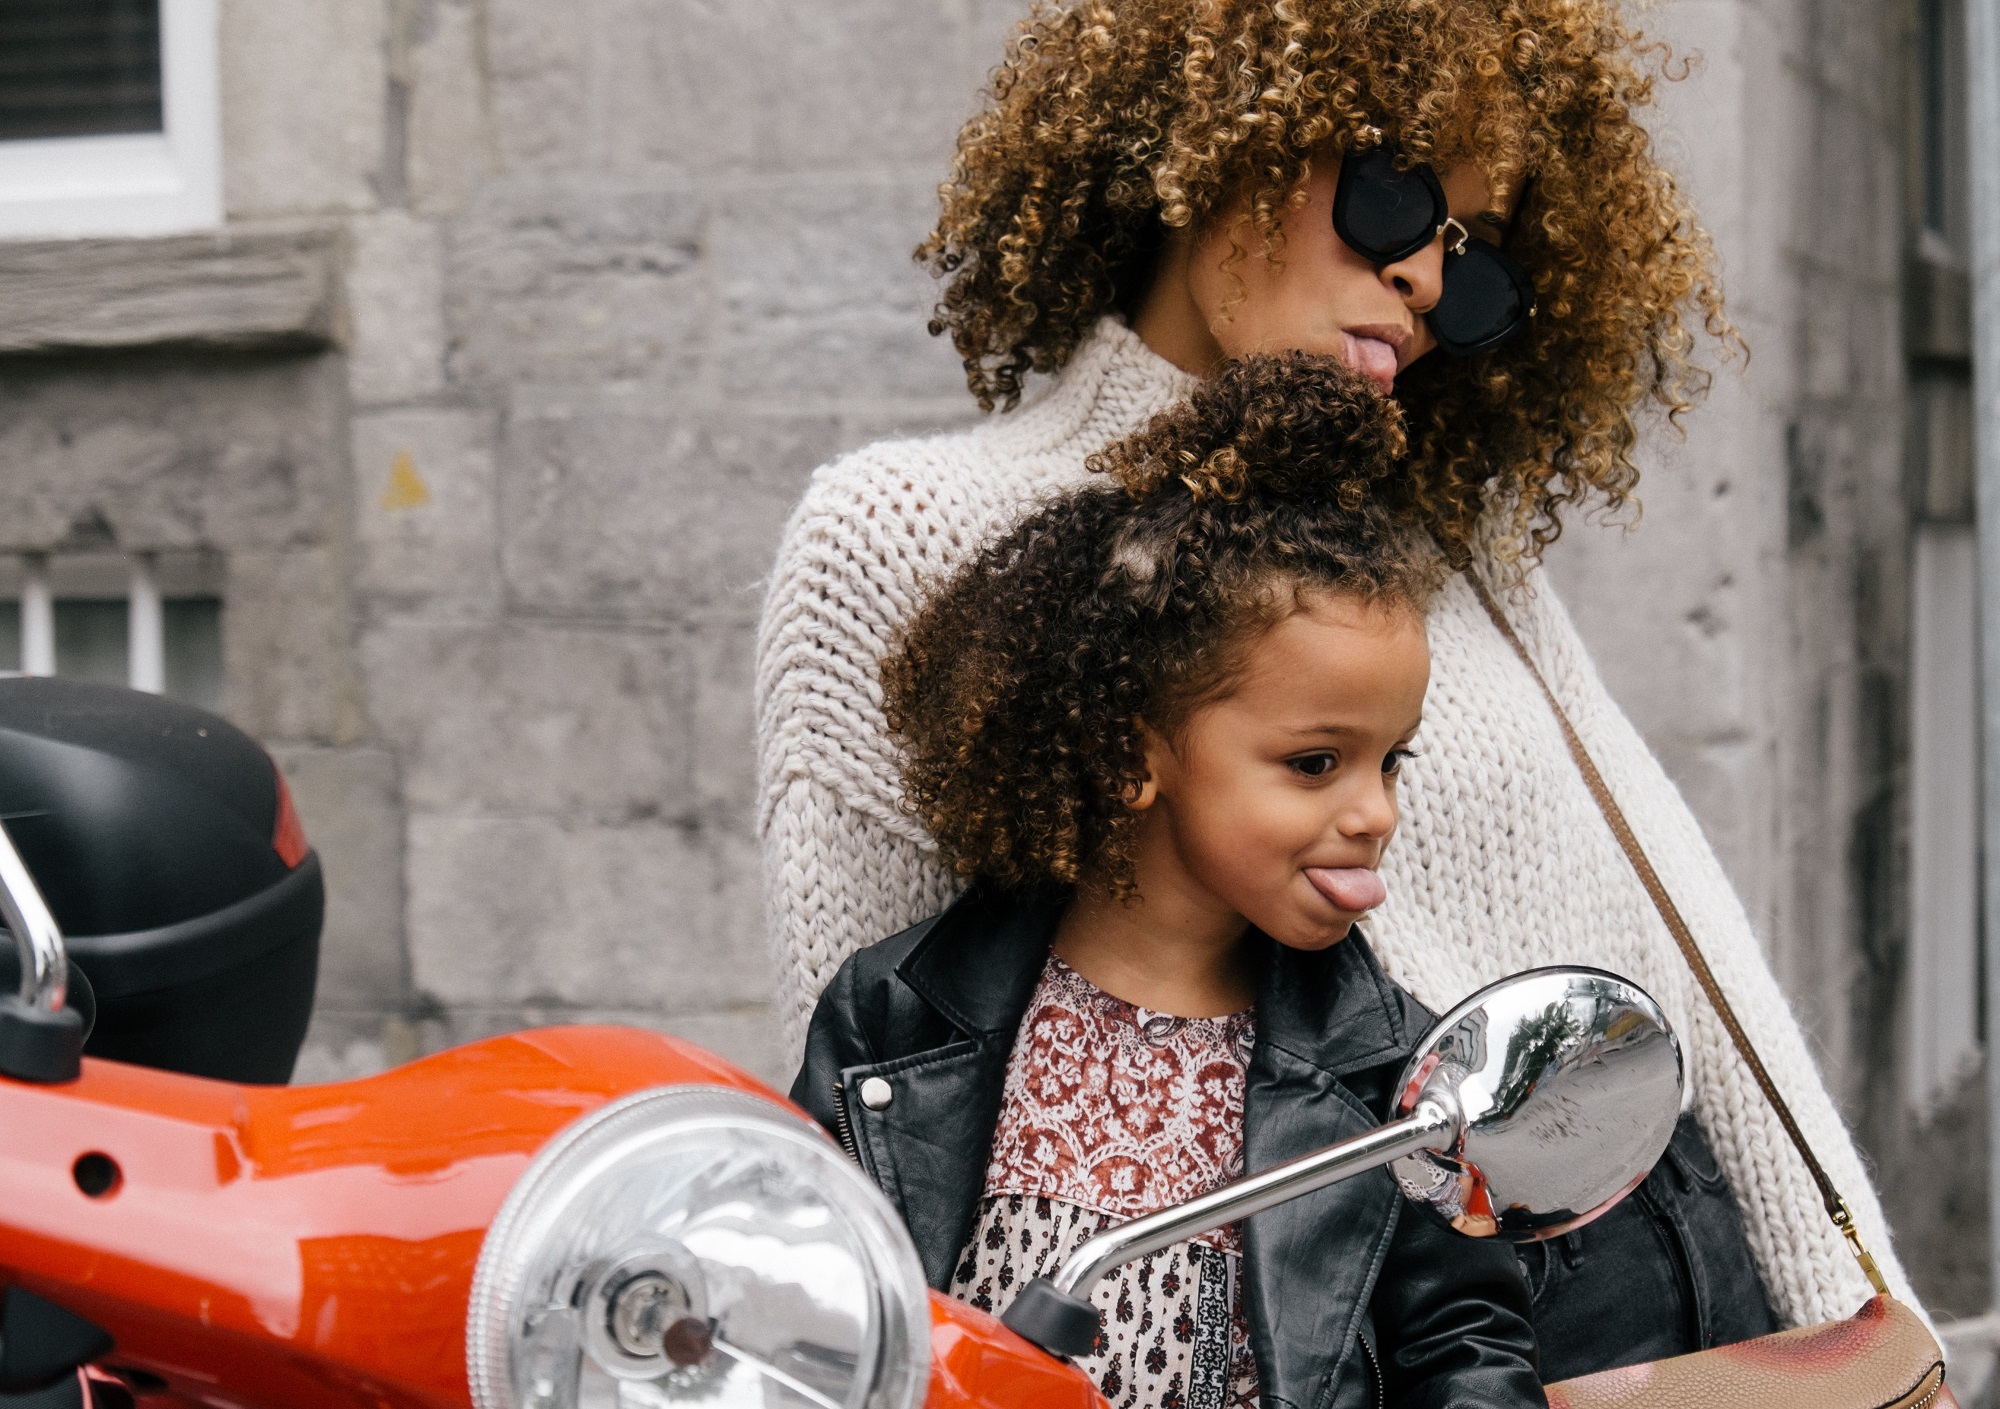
[1377,235,1446,314]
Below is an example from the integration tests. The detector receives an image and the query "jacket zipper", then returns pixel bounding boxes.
[1358,1334,1384,1409]
[831,1081,862,1165]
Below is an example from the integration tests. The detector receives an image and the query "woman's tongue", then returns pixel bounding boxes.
[1305,866,1387,913]
[1341,332,1399,391]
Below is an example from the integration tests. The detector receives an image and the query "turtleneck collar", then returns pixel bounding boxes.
[983,315,1200,458]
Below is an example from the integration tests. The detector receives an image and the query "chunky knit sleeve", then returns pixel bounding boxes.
[754,442,970,1055]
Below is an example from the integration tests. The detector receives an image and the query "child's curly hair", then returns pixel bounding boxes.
[918,0,1733,561]
[884,354,1444,896]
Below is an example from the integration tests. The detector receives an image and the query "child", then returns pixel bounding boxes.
[792,356,1545,1409]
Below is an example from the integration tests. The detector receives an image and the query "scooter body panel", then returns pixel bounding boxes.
[1,1025,1107,1409]
[0,1027,772,1409]
[924,1296,1109,1409]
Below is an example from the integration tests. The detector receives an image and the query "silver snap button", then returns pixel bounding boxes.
[859,1076,894,1110]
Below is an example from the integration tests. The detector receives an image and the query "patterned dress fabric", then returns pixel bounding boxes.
[949,956,1261,1409]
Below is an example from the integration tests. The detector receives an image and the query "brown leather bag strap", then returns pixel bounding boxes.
[1465,572,1890,1295]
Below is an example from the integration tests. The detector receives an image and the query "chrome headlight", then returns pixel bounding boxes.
[467,1086,931,1409]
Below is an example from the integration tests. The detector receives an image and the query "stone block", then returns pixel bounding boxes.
[221,0,390,218]
[406,813,770,1014]
[346,212,448,405]
[1640,1,1752,249]
[1799,93,1901,286]
[499,395,840,622]
[0,355,343,552]
[750,0,969,173]
[224,548,359,745]
[590,0,756,174]
[405,0,494,215]
[359,620,689,813]
[686,621,757,818]
[268,744,406,1010]
[1544,375,1790,923]
[590,0,966,175]
[715,177,964,400]
[1801,0,1899,114]
[485,0,590,171]
[1545,428,1777,746]
[352,407,501,608]
[0,225,339,355]
[444,177,706,388]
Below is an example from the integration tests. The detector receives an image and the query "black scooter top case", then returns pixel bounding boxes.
[0,677,323,1083]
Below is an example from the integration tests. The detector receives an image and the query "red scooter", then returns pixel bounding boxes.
[0,681,1696,1409]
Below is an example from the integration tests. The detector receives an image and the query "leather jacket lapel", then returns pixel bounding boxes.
[840,886,1062,1290]
[897,884,1063,1036]
[846,1038,1009,1289]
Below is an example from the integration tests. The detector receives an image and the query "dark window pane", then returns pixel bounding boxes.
[0,597,221,715]
[1921,0,1948,234]
[0,0,162,141]
[164,597,222,714]
[52,599,127,685]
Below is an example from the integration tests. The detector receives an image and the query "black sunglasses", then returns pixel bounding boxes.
[1331,145,1537,356]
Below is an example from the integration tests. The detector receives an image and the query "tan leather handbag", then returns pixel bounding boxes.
[1468,576,1954,1409]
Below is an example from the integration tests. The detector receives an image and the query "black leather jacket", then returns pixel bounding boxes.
[792,886,1547,1409]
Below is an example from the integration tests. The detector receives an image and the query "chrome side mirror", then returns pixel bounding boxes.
[1388,967,1683,1240]
[1001,966,1683,1359]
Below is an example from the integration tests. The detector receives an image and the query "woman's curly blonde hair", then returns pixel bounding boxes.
[918,0,1733,559]
[886,355,1442,896]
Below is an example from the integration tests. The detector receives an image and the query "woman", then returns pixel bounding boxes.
[754,0,1919,1378]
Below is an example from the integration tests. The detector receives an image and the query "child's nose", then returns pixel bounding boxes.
[1336,777,1399,841]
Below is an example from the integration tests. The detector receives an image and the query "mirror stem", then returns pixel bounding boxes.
[1002,1095,1460,1359]
[1054,1095,1459,1296]
[0,817,82,1082]
[0,819,64,1013]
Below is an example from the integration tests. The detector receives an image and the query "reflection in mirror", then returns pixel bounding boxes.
[1390,967,1683,1241]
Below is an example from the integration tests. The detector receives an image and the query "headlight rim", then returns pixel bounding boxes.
[465,1082,930,1409]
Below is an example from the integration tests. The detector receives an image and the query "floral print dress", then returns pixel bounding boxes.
[949,956,1261,1409]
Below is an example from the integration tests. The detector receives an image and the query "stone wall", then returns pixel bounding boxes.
[0,0,1976,1299]
[250,0,1031,1086]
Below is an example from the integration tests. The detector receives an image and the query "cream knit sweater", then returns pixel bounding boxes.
[755,315,1915,1330]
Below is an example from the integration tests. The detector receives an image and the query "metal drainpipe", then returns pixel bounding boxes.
[1970,0,2000,1311]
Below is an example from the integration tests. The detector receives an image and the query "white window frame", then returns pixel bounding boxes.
[0,0,220,241]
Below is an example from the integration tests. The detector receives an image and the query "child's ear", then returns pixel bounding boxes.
[1127,719,1167,811]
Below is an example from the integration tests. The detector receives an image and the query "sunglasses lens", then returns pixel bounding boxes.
[1430,241,1533,353]
[1337,148,1443,261]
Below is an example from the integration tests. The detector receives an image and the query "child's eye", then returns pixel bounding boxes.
[1383,747,1418,776]
[1290,752,1338,778]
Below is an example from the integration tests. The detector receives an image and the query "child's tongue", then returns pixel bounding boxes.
[1305,866,1387,913]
